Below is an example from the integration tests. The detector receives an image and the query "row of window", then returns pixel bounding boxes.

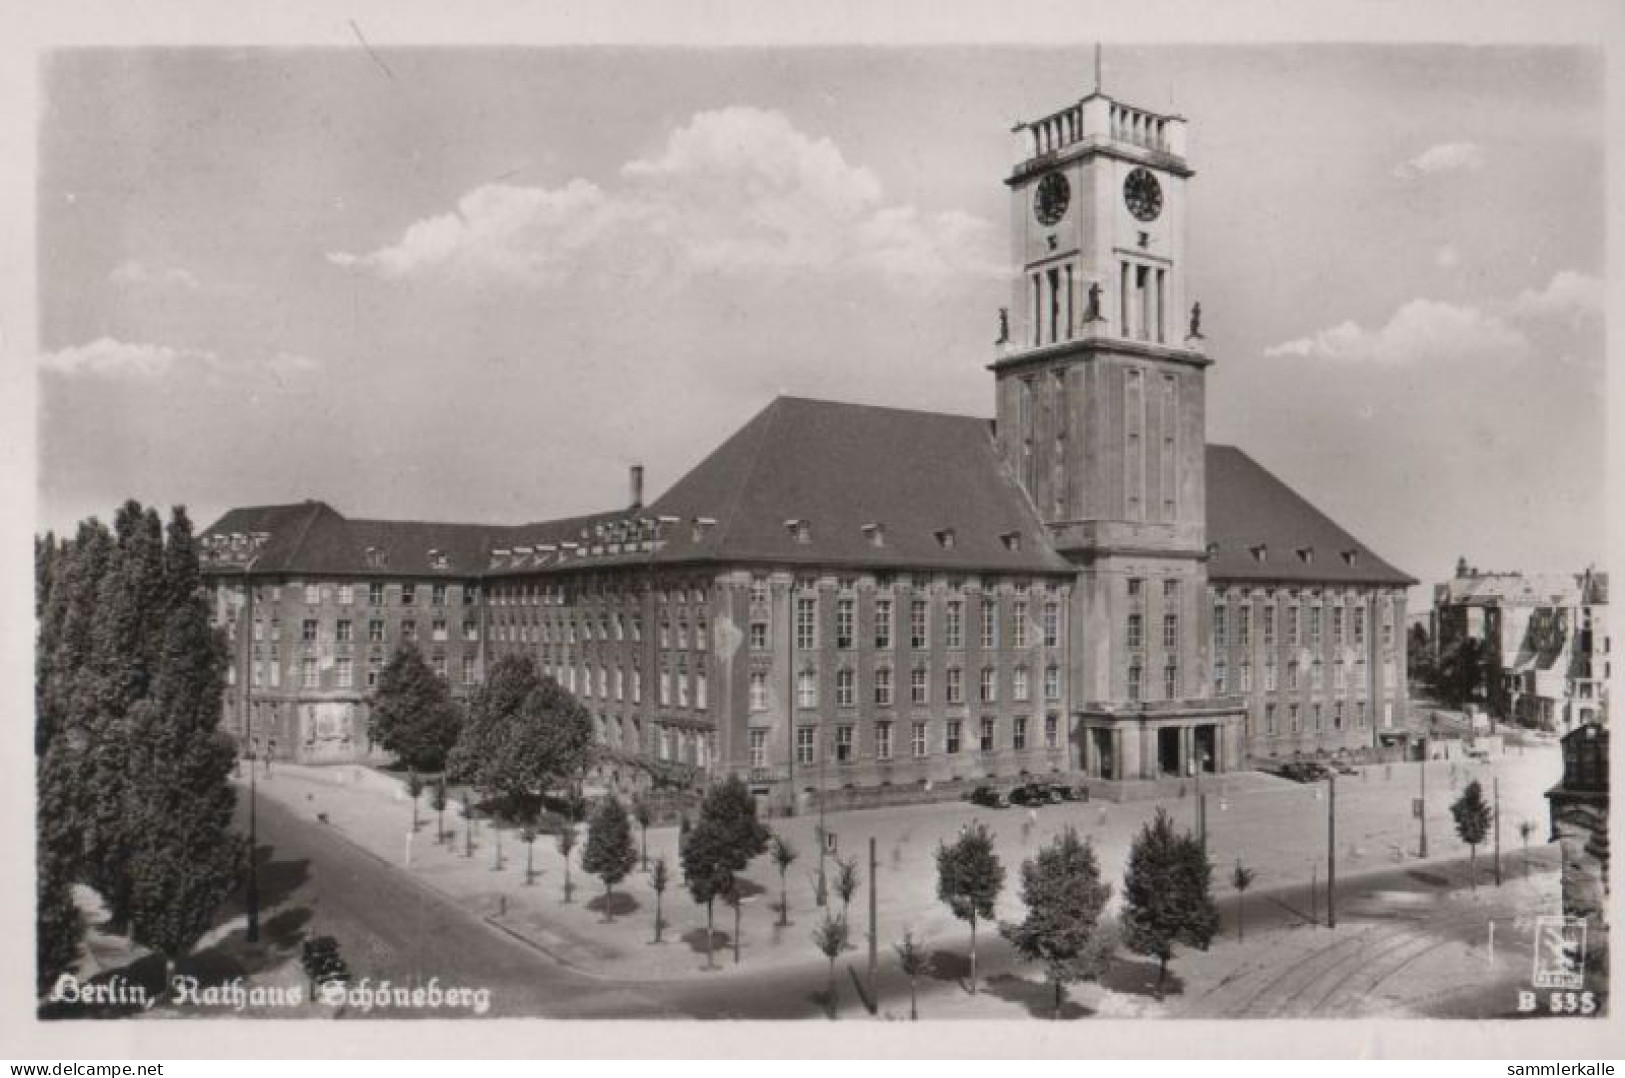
[787,596,1061,652]
[1214,657,1394,695]
[773,663,1063,710]
[536,660,710,712]
[1212,601,1395,650]
[1256,700,1373,735]
[274,582,477,608]
[261,617,479,644]
[783,713,1062,766]
[242,652,479,691]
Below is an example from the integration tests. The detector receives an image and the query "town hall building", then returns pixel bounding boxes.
[201,75,1414,808]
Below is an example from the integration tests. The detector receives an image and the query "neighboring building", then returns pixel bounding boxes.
[1546,722,1609,974]
[200,72,1414,805]
[1431,560,1609,730]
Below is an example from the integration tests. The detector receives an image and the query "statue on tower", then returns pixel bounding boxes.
[1186,301,1205,341]
[995,307,1010,345]
[1083,281,1106,324]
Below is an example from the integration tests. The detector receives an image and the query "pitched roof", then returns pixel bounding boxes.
[641,396,1072,574]
[1203,445,1415,587]
[202,400,1414,588]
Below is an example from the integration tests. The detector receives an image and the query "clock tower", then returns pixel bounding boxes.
[992,80,1244,783]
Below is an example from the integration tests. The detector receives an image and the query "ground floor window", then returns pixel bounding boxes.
[1013,715,1028,751]
[749,728,767,769]
[945,720,962,755]
[796,726,815,765]
[1044,714,1058,749]
[911,721,928,757]
[876,722,893,761]
[980,717,996,752]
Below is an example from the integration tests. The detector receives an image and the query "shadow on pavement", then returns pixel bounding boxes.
[982,972,1095,1019]
[586,891,640,920]
[1099,956,1183,999]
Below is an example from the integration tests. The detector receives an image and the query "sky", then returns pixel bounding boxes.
[35,44,1606,604]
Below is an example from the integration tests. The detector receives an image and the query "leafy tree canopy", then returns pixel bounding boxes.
[370,644,463,773]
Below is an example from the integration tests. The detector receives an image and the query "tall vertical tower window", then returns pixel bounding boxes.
[1125,368,1144,520]
[1161,374,1178,521]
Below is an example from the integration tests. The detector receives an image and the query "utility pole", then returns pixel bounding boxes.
[1327,773,1337,929]
[1418,739,1429,859]
[1493,776,1502,887]
[1310,861,1318,926]
[868,835,878,1004]
[816,730,828,907]
[242,563,260,945]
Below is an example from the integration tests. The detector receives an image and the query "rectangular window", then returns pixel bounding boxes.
[1312,660,1324,691]
[1357,700,1368,728]
[875,599,893,650]
[1383,607,1396,648]
[368,618,385,642]
[1164,663,1178,700]
[464,584,479,606]
[1012,666,1030,702]
[1334,660,1347,692]
[796,727,815,765]
[1332,607,1344,648]
[750,671,768,712]
[836,598,855,649]
[911,599,928,649]
[432,618,448,642]
[912,722,928,757]
[1128,664,1142,702]
[462,656,477,686]
[1044,714,1059,749]
[1240,659,1253,691]
[750,620,768,651]
[337,583,354,606]
[1287,661,1300,690]
[401,584,416,606]
[432,583,447,607]
[750,729,768,769]
[911,668,929,705]
[750,577,770,605]
[979,667,998,703]
[335,619,352,643]
[401,619,417,642]
[1313,703,1323,730]
[301,657,318,689]
[1263,607,1276,647]
[1215,661,1228,694]
[875,667,894,706]
[1265,661,1278,692]
[367,655,381,689]
[1287,606,1300,646]
[302,619,318,643]
[1162,612,1178,650]
[797,670,817,708]
[335,657,353,689]
[1310,607,1323,645]
[1044,664,1061,702]
[1013,600,1030,648]
[1043,601,1060,648]
[1289,704,1301,732]
[1127,613,1143,650]
[796,596,817,651]
[945,720,962,755]
[835,725,854,763]
[1013,716,1028,751]
[981,599,997,649]
[304,583,320,605]
[836,669,855,708]
[433,654,448,681]
[945,600,964,649]
[876,722,893,761]
[463,620,478,641]
[1213,604,1228,648]
[1353,607,1367,646]
[1265,703,1277,735]
[1238,607,1252,648]
[946,667,964,704]
[660,670,672,706]
[979,717,996,753]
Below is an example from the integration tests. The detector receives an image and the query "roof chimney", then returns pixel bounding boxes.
[629,464,645,510]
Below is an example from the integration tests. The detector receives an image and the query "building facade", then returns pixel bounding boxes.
[201,74,1414,806]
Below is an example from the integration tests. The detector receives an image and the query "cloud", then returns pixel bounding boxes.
[40,337,218,377]
[109,260,202,291]
[1393,141,1485,179]
[1512,270,1603,325]
[329,106,997,286]
[1264,299,1528,365]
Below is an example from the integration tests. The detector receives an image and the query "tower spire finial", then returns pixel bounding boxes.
[1094,42,1103,95]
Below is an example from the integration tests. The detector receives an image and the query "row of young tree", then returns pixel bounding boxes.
[35,503,245,994]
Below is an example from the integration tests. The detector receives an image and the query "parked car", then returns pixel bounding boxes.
[1331,759,1359,776]
[1277,761,1331,783]
[1008,783,1060,807]
[969,785,1006,808]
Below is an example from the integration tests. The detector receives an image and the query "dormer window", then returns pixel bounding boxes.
[785,518,812,544]
[1340,549,1359,567]
[691,516,717,544]
[1205,541,1220,557]
[364,546,389,570]
[1296,546,1314,564]
[1249,543,1268,564]
[1000,531,1023,552]
[862,523,885,548]
[935,528,957,550]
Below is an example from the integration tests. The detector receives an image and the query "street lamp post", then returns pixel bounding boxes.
[1418,738,1429,859]
[241,566,260,945]
[816,729,829,907]
[1327,772,1337,929]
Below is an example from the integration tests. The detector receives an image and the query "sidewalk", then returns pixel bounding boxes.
[240,744,1564,986]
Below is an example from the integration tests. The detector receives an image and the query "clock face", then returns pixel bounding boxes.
[1034,171,1070,226]
[1124,167,1163,222]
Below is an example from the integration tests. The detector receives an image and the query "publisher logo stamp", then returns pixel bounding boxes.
[1532,915,1587,991]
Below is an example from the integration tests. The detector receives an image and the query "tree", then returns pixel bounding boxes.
[520,825,538,885]
[724,876,745,965]
[834,855,861,919]
[430,779,448,844]
[1000,826,1113,1018]
[583,795,638,921]
[1451,779,1493,891]
[1120,808,1218,999]
[812,913,850,1018]
[1433,636,1485,710]
[894,930,927,1020]
[557,825,578,903]
[369,644,462,773]
[771,834,799,927]
[935,822,1005,995]
[36,745,82,995]
[450,656,594,816]
[681,776,771,970]
[634,797,653,872]
[650,857,670,943]
[1518,819,1537,879]
[122,507,246,982]
[406,771,423,833]
[1231,860,1256,942]
[1407,623,1434,690]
